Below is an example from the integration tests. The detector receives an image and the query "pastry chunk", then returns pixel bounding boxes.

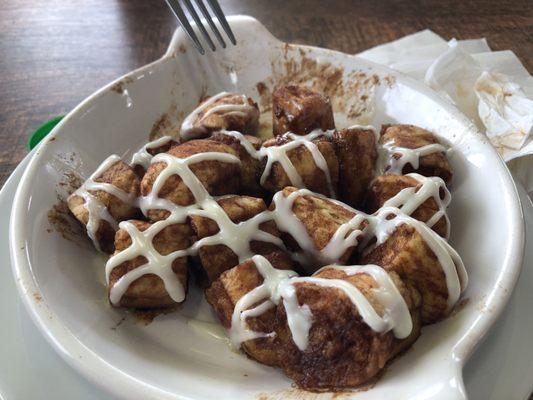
[68,158,141,253]
[141,139,241,221]
[189,195,284,286]
[210,131,264,196]
[260,133,339,198]
[273,85,335,136]
[275,266,421,390]
[333,126,377,208]
[361,223,460,323]
[366,175,449,237]
[180,92,260,140]
[108,220,191,308]
[271,187,367,271]
[132,137,178,179]
[379,124,452,183]
[205,251,294,366]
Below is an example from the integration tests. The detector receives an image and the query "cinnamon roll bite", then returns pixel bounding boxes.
[260,132,339,198]
[361,215,467,323]
[189,195,285,286]
[275,265,421,391]
[366,174,450,237]
[140,139,242,221]
[180,92,260,141]
[130,136,179,179]
[273,85,335,136]
[333,126,377,208]
[68,156,141,253]
[378,124,453,183]
[106,219,191,309]
[209,131,264,196]
[270,187,368,271]
[205,251,295,366]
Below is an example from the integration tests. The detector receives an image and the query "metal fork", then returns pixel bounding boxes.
[164,0,236,55]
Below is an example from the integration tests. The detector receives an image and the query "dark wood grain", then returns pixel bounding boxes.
[0,0,531,186]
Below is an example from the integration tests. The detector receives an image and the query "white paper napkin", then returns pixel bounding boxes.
[357,30,533,196]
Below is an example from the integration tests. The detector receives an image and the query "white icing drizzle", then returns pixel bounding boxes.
[74,137,178,252]
[106,219,189,304]
[246,123,445,198]
[261,131,336,198]
[268,189,467,308]
[277,282,313,350]
[230,255,298,345]
[217,130,260,156]
[130,136,174,170]
[76,121,464,343]
[269,188,360,269]
[227,187,466,350]
[229,255,412,352]
[228,191,468,350]
[382,173,452,239]
[135,152,239,219]
[106,151,284,305]
[180,92,257,141]
[70,155,136,252]
[377,141,446,175]
[363,206,468,309]
[331,264,412,339]
[279,270,410,350]
[217,129,337,198]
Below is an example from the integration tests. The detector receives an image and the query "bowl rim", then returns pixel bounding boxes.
[9,15,525,400]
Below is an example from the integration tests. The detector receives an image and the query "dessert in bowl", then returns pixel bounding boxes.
[10,16,523,400]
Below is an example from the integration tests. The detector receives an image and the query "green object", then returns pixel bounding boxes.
[27,116,64,150]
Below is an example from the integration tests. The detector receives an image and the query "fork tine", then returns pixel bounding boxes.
[206,0,237,45]
[165,0,205,55]
[182,0,216,52]
[194,0,226,48]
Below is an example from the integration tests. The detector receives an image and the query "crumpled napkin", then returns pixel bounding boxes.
[475,71,533,150]
[424,39,483,126]
[357,30,533,196]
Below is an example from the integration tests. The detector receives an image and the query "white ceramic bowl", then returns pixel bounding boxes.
[10,16,524,400]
